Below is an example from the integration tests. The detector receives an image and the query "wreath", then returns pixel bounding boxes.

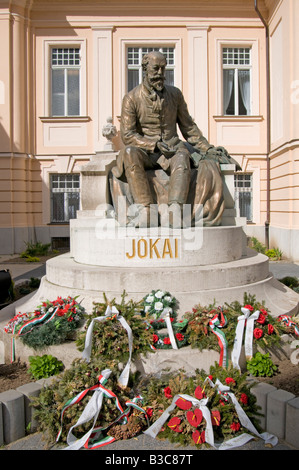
[4,296,85,352]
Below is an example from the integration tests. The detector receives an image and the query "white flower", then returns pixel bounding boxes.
[154,301,164,311]
[164,296,172,303]
[155,290,165,299]
[162,307,172,316]
[144,305,150,313]
[146,295,155,303]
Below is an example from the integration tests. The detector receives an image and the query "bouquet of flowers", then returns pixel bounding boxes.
[142,290,189,349]
[142,290,177,319]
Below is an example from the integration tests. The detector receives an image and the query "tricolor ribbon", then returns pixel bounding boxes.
[9,307,59,362]
[278,314,299,336]
[57,369,148,450]
[231,307,260,370]
[82,305,133,387]
[209,308,228,367]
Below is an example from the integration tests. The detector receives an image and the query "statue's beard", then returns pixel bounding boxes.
[148,76,165,92]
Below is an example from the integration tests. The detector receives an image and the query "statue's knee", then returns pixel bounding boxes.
[124,146,143,169]
[171,151,191,172]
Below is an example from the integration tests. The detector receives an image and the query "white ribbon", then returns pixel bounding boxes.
[82,305,133,387]
[161,310,178,350]
[64,369,113,451]
[231,308,260,370]
[144,393,214,447]
[205,377,278,450]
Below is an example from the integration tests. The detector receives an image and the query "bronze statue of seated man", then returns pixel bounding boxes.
[110,50,240,228]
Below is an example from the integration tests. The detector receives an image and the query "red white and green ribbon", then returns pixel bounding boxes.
[7,307,59,362]
[57,369,148,450]
[278,314,299,336]
[231,307,260,370]
[209,308,228,367]
[82,305,133,387]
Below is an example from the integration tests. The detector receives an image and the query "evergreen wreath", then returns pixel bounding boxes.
[4,296,85,351]
[184,293,288,354]
[138,363,263,448]
[76,293,154,364]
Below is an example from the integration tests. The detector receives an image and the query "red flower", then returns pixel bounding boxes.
[260,308,268,316]
[187,408,203,427]
[167,417,182,433]
[244,304,254,311]
[152,334,159,343]
[146,407,153,418]
[257,313,266,325]
[253,328,263,339]
[67,316,74,322]
[163,337,171,345]
[194,386,206,400]
[268,324,274,335]
[192,430,205,445]
[240,393,248,405]
[175,397,192,410]
[211,410,221,426]
[225,377,236,386]
[230,422,241,432]
[164,386,172,398]
[175,333,184,341]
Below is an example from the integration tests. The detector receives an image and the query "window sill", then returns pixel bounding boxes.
[47,222,70,226]
[213,115,263,122]
[40,116,91,123]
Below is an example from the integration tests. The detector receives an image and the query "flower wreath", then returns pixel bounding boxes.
[142,290,189,349]
[5,296,85,355]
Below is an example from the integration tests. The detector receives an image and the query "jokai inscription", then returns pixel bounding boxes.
[126,237,179,259]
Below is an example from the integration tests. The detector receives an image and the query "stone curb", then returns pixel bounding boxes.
[0,377,298,449]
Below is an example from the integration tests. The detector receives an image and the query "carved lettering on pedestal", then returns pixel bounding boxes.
[126,238,179,260]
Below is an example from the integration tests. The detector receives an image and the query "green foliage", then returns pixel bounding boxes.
[250,237,266,254]
[279,276,299,292]
[28,277,41,289]
[76,293,154,364]
[25,256,40,263]
[265,248,283,260]
[246,352,278,377]
[249,237,283,260]
[23,241,51,256]
[28,354,64,380]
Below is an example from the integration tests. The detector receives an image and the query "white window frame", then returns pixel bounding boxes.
[215,39,260,117]
[50,173,80,223]
[43,39,87,118]
[119,38,182,101]
[222,47,252,116]
[234,173,253,222]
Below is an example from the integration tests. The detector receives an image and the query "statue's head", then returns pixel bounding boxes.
[142,51,167,92]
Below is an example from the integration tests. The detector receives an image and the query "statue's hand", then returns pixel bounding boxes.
[157,141,176,158]
[205,146,242,171]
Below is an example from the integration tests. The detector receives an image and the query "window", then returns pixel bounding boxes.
[50,174,80,223]
[127,46,175,92]
[51,48,81,116]
[222,47,251,116]
[234,173,253,221]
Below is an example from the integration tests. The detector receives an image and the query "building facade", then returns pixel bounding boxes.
[0,0,298,259]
